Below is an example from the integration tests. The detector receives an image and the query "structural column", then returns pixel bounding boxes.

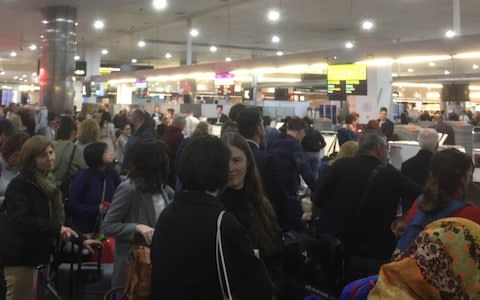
[39,6,77,114]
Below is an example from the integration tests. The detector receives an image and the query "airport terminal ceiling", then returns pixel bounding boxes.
[1,0,480,82]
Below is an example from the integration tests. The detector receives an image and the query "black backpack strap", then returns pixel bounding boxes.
[357,164,384,215]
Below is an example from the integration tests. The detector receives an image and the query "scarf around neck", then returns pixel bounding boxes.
[34,171,65,226]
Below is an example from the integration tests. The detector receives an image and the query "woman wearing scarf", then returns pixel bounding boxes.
[0,136,98,300]
[369,217,480,299]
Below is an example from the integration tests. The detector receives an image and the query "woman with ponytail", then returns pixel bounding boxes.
[394,148,480,256]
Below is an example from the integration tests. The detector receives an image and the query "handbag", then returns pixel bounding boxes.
[216,210,233,300]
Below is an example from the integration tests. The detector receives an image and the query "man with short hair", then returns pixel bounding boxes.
[182,111,199,138]
[162,114,186,187]
[402,128,438,187]
[378,107,394,140]
[215,105,228,124]
[268,117,315,230]
[123,109,157,171]
[315,132,421,278]
[430,113,455,145]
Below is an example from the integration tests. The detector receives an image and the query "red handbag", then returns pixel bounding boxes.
[91,235,115,263]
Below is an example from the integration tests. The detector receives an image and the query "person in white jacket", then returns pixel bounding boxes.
[183,111,199,138]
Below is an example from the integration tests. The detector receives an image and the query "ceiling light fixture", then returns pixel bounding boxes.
[42,20,48,24]
[276,51,284,56]
[131,58,138,64]
[345,41,354,49]
[137,40,146,48]
[101,49,109,55]
[29,44,37,51]
[362,20,375,31]
[152,0,168,10]
[428,62,436,67]
[474,64,479,70]
[0,71,5,76]
[209,45,217,53]
[454,52,480,59]
[190,28,199,37]
[407,68,414,73]
[74,55,80,61]
[225,57,232,62]
[31,72,37,76]
[93,20,105,30]
[9,51,17,57]
[165,52,172,59]
[396,55,452,64]
[22,74,27,78]
[445,30,456,38]
[271,35,280,43]
[267,9,280,22]
[13,76,18,80]
[444,70,451,75]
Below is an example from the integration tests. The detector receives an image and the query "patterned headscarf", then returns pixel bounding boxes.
[368,218,480,300]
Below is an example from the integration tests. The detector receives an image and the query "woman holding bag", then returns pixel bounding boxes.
[102,140,174,288]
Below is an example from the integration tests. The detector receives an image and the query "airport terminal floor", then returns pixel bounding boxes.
[1,0,480,299]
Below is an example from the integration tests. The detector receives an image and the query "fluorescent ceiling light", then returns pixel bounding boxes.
[190,28,199,37]
[407,68,414,73]
[209,45,217,53]
[131,58,138,63]
[392,82,443,88]
[101,49,108,55]
[165,53,172,59]
[362,20,375,31]
[445,30,456,38]
[428,62,436,67]
[267,9,280,22]
[74,55,80,61]
[444,70,451,75]
[137,40,146,48]
[454,51,480,59]
[356,58,393,66]
[345,41,354,49]
[93,20,105,30]
[271,35,280,43]
[152,0,168,10]
[396,55,451,64]
[225,57,232,62]
[29,44,37,51]
[276,51,284,57]
[9,51,17,57]
[473,64,479,70]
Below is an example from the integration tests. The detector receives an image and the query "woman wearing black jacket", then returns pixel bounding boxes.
[0,136,98,300]
[151,135,273,300]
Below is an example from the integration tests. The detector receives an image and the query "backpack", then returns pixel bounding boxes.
[396,196,467,253]
[340,275,378,300]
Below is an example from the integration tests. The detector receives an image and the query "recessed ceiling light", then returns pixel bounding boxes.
[42,20,48,24]
[40,35,45,39]
[271,35,280,43]
[362,20,375,31]
[276,51,284,56]
[152,0,168,10]
[444,70,451,75]
[392,72,398,77]
[22,74,27,78]
[0,71,5,76]
[408,68,414,73]
[93,20,105,30]
[428,62,436,67]
[165,52,172,59]
[137,40,146,48]
[13,76,18,80]
[345,41,354,49]
[31,72,37,76]
[209,45,217,53]
[267,9,280,22]
[333,56,338,60]
[473,64,479,70]
[225,57,232,62]
[29,44,37,51]
[131,58,138,63]
[74,55,80,61]
[190,28,199,37]
[445,30,456,38]
[9,51,17,57]
[101,49,108,55]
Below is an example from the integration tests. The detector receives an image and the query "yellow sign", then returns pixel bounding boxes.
[328,64,367,81]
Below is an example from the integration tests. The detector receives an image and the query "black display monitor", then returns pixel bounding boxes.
[441,83,470,102]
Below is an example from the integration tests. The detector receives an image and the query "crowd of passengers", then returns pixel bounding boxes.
[0,102,479,300]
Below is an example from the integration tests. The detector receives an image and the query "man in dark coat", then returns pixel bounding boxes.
[315,132,421,278]
[269,117,314,231]
[378,107,395,140]
[401,128,438,187]
[122,109,157,171]
[162,114,186,187]
[430,113,455,145]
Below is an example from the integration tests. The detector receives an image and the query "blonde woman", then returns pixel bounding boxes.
[76,119,100,155]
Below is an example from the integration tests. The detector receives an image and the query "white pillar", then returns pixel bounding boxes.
[453,0,461,35]
[116,83,133,105]
[348,65,393,124]
[85,47,101,79]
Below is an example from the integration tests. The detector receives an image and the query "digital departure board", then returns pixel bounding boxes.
[327,64,368,99]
